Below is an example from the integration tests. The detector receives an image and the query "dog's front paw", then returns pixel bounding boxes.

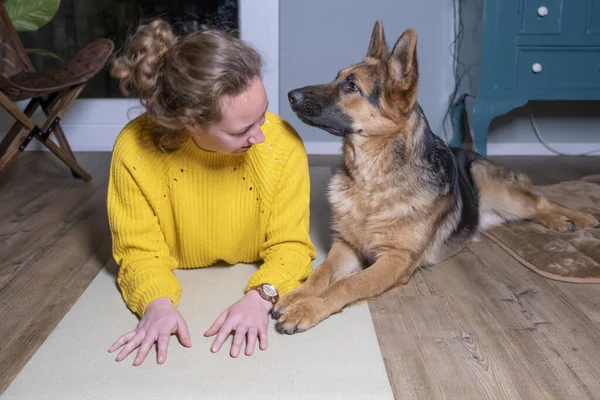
[271,288,313,319]
[271,294,298,320]
[274,297,326,335]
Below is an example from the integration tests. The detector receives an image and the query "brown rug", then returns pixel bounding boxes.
[482,174,600,283]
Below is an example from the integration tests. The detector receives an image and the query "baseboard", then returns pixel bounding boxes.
[26,129,347,153]
[22,124,600,156]
[305,141,600,156]
[28,136,600,156]
[26,124,123,152]
[487,142,600,156]
[304,141,342,155]
[25,125,347,154]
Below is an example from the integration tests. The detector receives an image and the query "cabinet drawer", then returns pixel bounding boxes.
[516,47,600,88]
[513,0,600,46]
[518,0,563,35]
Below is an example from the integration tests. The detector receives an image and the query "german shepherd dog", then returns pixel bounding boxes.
[272,21,599,334]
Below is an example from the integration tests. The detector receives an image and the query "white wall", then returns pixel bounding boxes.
[2,0,599,156]
[278,0,456,154]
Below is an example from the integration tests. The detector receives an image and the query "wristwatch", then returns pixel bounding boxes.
[249,283,279,304]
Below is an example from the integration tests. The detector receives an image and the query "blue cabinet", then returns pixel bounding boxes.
[450,0,600,155]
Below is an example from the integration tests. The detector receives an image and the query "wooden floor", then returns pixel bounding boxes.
[2,152,600,399]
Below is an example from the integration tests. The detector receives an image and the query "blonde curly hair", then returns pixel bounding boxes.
[111,19,263,152]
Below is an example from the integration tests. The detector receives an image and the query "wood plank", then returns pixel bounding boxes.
[370,238,600,400]
[0,152,112,394]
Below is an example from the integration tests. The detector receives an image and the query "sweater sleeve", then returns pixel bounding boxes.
[246,144,316,296]
[107,148,181,318]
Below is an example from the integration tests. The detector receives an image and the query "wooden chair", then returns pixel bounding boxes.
[0,3,114,180]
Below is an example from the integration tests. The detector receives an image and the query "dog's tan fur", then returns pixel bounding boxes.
[273,22,599,334]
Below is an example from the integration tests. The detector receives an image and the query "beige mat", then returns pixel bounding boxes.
[3,167,394,400]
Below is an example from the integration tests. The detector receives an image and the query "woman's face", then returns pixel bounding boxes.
[191,76,268,155]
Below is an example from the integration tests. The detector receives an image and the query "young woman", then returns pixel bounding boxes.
[107,19,315,366]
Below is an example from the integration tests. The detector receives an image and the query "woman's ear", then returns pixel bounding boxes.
[182,118,201,134]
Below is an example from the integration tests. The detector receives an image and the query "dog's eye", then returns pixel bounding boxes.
[343,81,359,94]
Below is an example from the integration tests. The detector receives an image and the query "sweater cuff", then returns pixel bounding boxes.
[116,257,181,317]
[246,253,313,296]
[133,281,182,317]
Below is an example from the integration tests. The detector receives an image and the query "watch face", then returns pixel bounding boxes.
[263,283,278,297]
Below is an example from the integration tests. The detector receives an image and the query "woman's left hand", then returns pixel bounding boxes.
[204,290,273,357]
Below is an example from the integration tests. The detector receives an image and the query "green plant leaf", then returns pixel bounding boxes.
[5,0,61,32]
[26,48,63,62]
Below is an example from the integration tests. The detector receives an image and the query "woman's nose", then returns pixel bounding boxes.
[249,128,265,145]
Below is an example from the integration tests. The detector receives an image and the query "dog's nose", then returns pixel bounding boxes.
[288,89,305,105]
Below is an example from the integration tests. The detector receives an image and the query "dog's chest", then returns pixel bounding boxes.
[327,171,418,257]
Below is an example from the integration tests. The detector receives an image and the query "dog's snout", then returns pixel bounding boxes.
[288,89,305,105]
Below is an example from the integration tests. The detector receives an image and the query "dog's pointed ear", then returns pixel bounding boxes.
[388,28,418,90]
[366,20,389,59]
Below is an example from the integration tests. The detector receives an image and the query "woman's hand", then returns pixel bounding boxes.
[204,290,273,357]
[108,297,191,366]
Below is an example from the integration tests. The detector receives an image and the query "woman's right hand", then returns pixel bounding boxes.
[108,297,192,366]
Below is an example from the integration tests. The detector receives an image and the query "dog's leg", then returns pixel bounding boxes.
[272,239,362,318]
[532,197,599,231]
[473,161,599,232]
[275,250,414,334]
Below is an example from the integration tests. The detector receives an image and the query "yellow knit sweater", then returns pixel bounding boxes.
[107,111,316,317]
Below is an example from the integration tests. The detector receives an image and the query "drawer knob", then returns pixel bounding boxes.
[532,63,543,73]
[537,6,548,17]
